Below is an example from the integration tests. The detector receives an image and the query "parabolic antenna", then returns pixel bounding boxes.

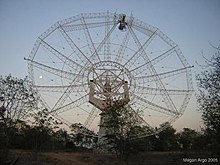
[26,12,193,139]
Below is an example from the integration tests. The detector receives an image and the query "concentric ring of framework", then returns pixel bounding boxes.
[26,12,193,138]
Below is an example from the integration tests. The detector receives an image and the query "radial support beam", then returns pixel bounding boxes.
[111,28,157,84]
[63,21,115,32]
[127,105,155,131]
[84,106,99,128]
[179,92,193,114]
[130,46,177,73]
[123,28,157,69]
[24,58,81,80]
[134,85,194,95]
[115,30,130,63]
[134,66,194,83]
[49,94,89,114]
[127,26,178,113]
[59,25,94,66]
[81,15,101,63]
[104,11,111,61]
[132,93,178,116]
[34,84,88,92]
[40,39,83,70]
[98,20,117,62]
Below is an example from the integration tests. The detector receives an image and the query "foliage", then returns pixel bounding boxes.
[154,123,179,151]
[0,74,38,163]
[0,75,38,147]
[24,109,59,151]
[70,123,97,149]
[196,46,220,153]
[2,109,76,151]
[176,128,200,151]
[102,104,147,159]
[0,75,38,121]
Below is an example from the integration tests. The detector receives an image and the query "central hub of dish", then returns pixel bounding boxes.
[88,61,131,111]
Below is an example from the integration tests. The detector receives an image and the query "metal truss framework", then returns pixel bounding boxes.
[26,12,193,138]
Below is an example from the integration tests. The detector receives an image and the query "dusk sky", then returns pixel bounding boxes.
[0,0,220,131]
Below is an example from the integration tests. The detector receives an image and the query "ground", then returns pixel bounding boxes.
[6,150,219,165]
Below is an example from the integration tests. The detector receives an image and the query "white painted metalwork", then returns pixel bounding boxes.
[26,12,193,139]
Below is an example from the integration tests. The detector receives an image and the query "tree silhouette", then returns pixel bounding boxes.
[176,128,200,151]
[102,104,146,159]
[70,123,97,149]
[155,123,178,151]
[0,74,38,162]
[196,45,220,154]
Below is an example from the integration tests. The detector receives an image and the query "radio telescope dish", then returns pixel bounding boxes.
[26,12,193,139]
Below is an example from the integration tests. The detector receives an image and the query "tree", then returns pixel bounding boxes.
[155,123,178,151]
[176,128,199,151]
[53,129,76,151]
[0,75,38,162]
[103,104,147,159]
[26,108,58,151]
[70,123,97,149]
[0,75,38,121]
[196,46,220,153]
